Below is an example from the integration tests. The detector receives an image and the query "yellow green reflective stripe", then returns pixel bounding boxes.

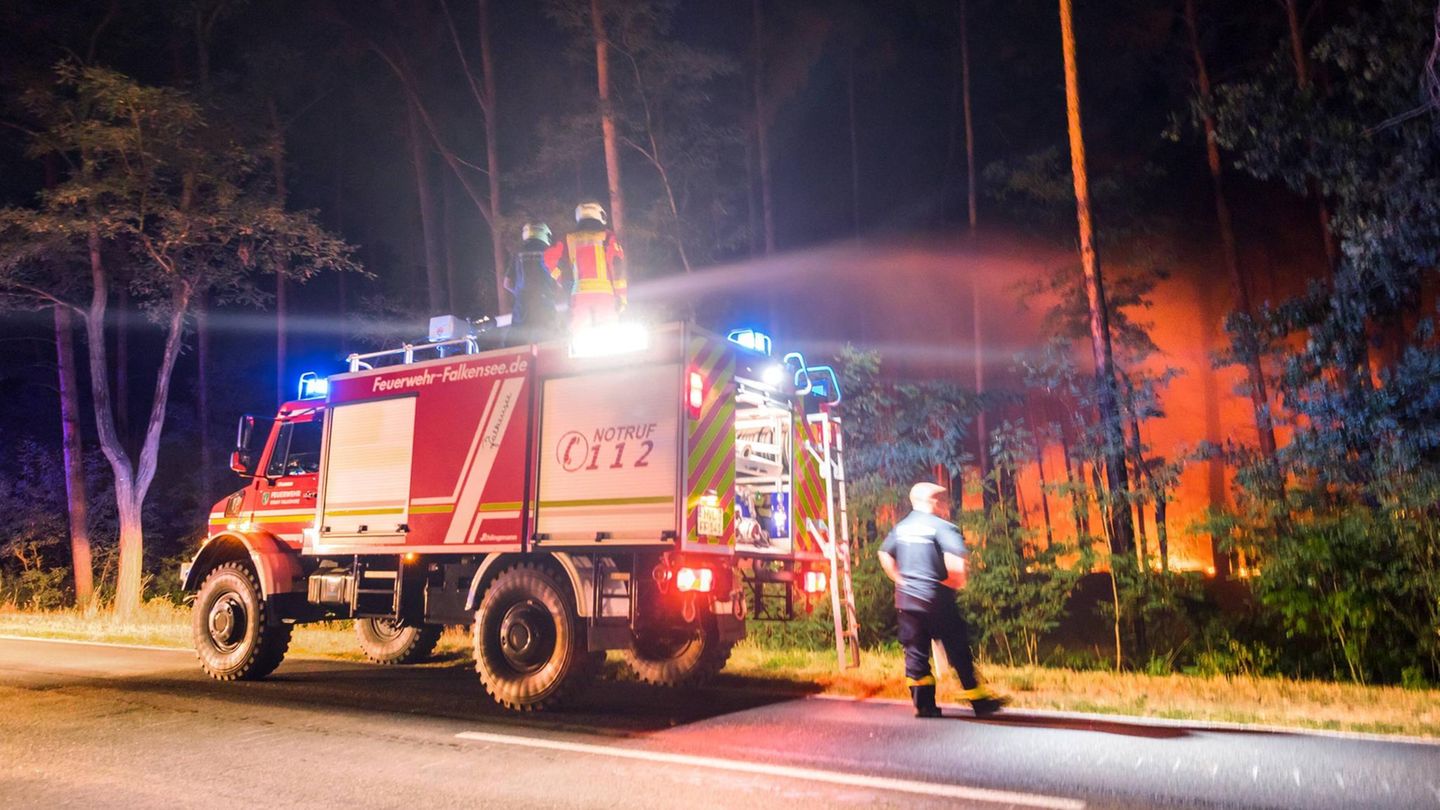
[408,501,519,515]
[539,496,674,508]
[325,507,404,517]
[245,513,314,524]
[906,675,937,687]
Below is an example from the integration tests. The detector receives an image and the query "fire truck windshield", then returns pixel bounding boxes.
[264,417,325,477]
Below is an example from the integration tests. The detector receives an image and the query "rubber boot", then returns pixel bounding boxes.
[962,685,1010,718]
[910,685,942,718]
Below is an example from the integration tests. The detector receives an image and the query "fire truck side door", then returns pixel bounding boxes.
[249,412,323,545]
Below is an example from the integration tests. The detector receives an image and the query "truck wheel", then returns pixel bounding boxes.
[192,561,292,681]
[623,617,733,687]
[473,563,595,711]
[355,619,443,665]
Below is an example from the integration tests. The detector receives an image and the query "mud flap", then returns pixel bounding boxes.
[715,611,746,643]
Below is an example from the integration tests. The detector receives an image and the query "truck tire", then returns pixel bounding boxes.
[192,561,292,681]
[623,617,733,687]
[355,619,443,665]
[473,563,595,711]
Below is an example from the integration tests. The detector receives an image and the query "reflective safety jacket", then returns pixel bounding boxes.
[543,227,627,306]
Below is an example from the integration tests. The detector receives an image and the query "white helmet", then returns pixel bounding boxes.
[575,201,607,225]
[521,222,552,245]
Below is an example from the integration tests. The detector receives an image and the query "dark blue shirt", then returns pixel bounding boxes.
[879,510,968,611]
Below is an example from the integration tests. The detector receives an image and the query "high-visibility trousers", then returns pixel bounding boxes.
[569,291,620,330]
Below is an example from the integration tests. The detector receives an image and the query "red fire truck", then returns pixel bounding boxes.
[182,320,856,710]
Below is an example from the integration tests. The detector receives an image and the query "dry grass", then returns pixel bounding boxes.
[0,601,472,660]
[3,604,1436,738]
[726,642,1440,738]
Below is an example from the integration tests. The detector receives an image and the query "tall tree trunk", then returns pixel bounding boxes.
[407,98,447,314]
[196,297,212,501]
[1283,0,1339,270]
[1058,422,1090,546]
[478,0,507,315]
[83,226,194,617]
[1028,411,1055,549]
[745,137,761,256]
[590,0,626,243]
[752,0,775,254]
[1184,0,1278,460]
[1198,274,1230,577]
[1121,372,1151,567]
[1155,489,1169,573]
[846,47,861,238]
[1059,0,1134,554]
[269,99,289,407]
[81,228,136,614]
[960,0,990,495]
[442,175,462,313]
[54,306,94,606]
[114,286,130,446]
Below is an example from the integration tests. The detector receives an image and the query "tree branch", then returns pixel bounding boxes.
[439,0,492,116]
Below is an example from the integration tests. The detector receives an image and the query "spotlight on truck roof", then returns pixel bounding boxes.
[569,322,650,358]
[297,372,328,401]
[760,363,786,387]
[428,314,465,342]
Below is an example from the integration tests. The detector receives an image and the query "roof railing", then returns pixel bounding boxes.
[346,317,496,373]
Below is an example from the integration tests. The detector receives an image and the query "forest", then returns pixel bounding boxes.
[1,0,1438,688]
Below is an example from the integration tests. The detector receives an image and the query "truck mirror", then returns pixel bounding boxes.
[231,414,273,477]
[803,366,842,409]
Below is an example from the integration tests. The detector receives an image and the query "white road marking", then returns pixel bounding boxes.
[806,693,1440,747]
[1292,768,1301,787]
[1172,758,1181,773]
[1335,772,1344,790]
[455,730,1085,809]
[0,634,191,654]
[1251,765,1259,783]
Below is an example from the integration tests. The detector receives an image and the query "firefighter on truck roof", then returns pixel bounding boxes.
[878,481,1008,718]
[544,201,628,329]
[504,221,563,344]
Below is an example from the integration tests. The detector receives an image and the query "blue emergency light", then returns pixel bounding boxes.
[297,372,329,400]
[726,328,773,356]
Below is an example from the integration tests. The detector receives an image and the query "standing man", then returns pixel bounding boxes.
[544,201,628,330]
[879,482,1007,718]
[504,222,563,344]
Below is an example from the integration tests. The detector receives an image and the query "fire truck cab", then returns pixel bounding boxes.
[182,320,851,711]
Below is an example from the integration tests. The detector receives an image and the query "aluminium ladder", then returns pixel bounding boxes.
[812,414,860,669]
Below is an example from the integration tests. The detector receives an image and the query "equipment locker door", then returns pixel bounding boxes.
[316,396,417,541]
[533,364,681,545]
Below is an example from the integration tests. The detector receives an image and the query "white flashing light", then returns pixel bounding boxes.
[570,322,650,358]
[760,363,786,387]
[675,566,714,594]
[297,372,328,400]
[727,328,773,355]
[803,570,828,594]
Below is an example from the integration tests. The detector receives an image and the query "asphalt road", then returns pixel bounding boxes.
[0,637,1435,810]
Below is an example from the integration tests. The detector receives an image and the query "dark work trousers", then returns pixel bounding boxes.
[898,598,978,690]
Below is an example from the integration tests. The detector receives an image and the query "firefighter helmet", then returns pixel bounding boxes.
[521,222,552,246]
[575,201,608,226]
